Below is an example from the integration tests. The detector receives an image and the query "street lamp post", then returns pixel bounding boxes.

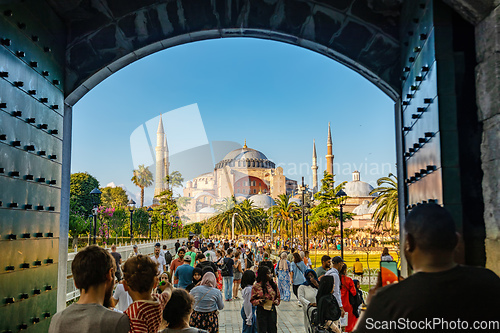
[336,189,348,259]
[127,199,136,243]
[176,216,180,237]
[161,211,166,240]
[231,212,238,240]
[147,207,153,240]
[90,188,102,245]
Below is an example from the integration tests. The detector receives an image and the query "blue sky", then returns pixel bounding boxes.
[72,38,396,205]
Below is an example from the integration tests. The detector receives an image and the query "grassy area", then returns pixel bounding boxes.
[309,251,400,271]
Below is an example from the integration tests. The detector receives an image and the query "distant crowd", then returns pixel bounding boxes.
[49,204,500,333]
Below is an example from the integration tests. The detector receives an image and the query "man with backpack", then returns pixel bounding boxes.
[221,248,234,301]
[164,247,173,266]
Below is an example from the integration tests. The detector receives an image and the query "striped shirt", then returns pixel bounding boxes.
[124,292,170,333]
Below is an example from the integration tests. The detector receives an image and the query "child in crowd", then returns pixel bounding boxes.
[123,255,173,333]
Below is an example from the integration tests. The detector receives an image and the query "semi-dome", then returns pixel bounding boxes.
[215,142,275,170]
[353,200,371,215]
[198,207,217,214]
[248,193,276,209]
[289,198,302,205]
[344,171,376,197]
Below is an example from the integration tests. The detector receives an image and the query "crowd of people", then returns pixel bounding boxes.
[49,204,500,333]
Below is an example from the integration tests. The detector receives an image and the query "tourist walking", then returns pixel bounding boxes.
[339,263,357,332]
[162,289,208,333]
[290,252,307,306]
[170,248,186,288]
[186,267,203,292]
[380,247,393,261]
[258,253,275,278]
[49,246,131,333]
[316,276,341,333]
[110,244,123,281]
[303,251,312,269]
[315,255,331,280]
[175,255,195,289]
[241,270,257,333]
[175,240,180,254]
[298,269,319,333]
[233,251,243,299]
[189,272,224,333]
[129,244,141,258]
[221,248,235,301]
[122,255,173,333]
[251,266,280,333]
[275,252,291,301]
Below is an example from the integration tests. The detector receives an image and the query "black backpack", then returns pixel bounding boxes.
[164,251,172,265]
[246,252,254,268]
[221,258,231,276]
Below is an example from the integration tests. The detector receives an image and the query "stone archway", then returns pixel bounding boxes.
[0,1,499,332]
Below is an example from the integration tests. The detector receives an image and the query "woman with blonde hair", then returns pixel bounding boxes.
[275,252,291,301]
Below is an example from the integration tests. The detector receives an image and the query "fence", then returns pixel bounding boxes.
[66,238,185,303]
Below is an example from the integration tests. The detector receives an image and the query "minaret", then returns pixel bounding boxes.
[326,122,334,179]
[155,115,167,197]
[311,139,318,192]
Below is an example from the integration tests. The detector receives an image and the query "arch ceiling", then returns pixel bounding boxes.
[44,0,403,103]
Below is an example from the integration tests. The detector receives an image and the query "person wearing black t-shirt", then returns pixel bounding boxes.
[221,248,234,301]
[259,252,275,278]
[354,204,500,332]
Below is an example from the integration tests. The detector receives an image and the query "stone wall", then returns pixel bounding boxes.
[475,3,500,275]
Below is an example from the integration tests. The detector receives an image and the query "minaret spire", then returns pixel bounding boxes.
[326,122,334,180]
[312,139,318,192]
[155,115,167,199]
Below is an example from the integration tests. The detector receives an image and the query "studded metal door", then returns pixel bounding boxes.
[400,0,484,266]
[0,2,65,332]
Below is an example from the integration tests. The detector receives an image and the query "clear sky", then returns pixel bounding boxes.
[72,37,396,205]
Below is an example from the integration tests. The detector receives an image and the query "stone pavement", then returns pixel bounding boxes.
[219,297,305,333]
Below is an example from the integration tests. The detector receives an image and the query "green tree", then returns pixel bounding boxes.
[70,172,100,216]
[271,194,300,240]
[132,208,150,237]
[207,196,257,236]
[68,201,92,248]
[369,173,398,230]
[131,164,154,207]
[100,186,128,208]
[164,170,184,190]
[310,171,350,253]
[108,207,128,243]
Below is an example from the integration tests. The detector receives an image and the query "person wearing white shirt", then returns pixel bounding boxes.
[151,247,167,274]
[204,242,217,262]
[298,269,320,333]
[241,270,257,333]
[112,282,133,312]
[324,256,345,317]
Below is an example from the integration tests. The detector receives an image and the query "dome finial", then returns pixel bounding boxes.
[243,139,247,149]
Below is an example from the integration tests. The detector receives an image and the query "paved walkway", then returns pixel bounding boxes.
[219,297,305,333]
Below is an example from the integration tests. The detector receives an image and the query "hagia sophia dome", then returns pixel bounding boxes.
[249,193,276,209]
[215,141,276,170]
[344,170,376,198]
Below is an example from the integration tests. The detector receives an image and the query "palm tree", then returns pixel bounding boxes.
[369,173,398,230]
[273,194,300,241]
[164,170,184,190]
[131,164,154,207]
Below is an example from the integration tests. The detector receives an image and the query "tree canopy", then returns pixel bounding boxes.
[100,186,128,208]
[70,172,100,216]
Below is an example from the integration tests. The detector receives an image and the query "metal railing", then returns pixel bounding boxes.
[66,239,185,303]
